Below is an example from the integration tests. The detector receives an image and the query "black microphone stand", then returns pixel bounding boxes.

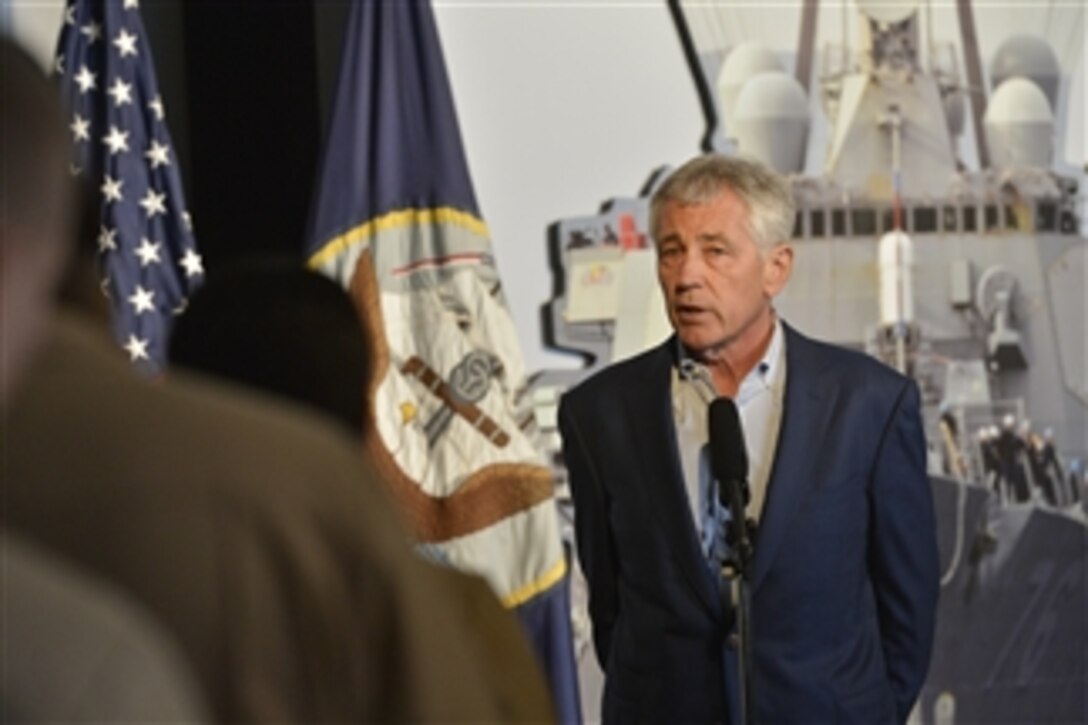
[701,389,757,724]
[721,480,756,725]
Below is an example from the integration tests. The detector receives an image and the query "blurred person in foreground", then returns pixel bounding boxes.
[1,41,545,724]
[0,36,72,405]
[559,154,939,723]
[168,259,370,435]
[168,259,554,721]
[0,35,206,721]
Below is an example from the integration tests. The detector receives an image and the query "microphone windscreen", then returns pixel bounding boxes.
[708,397,748,483]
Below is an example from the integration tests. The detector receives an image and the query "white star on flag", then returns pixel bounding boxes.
[80,21,102,44]
[107,77,133,107]
[113,28,138,58]
[65,4,76,25]
[123,335,150,362]
[180,249,204,278]
[123,0,140,9]
[102,125,129,155]
[97,225,118,253]
[74,65,97,94]
[145,140,170,168]
[135,238,162,266]
[70,114,90,142]
[128,285,156,315]
[139,189,167,218]
[148,96,165,121]
[101,175,124,203]
[56,54,66,75]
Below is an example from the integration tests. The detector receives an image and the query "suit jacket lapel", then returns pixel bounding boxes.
[622,338,721,614]
[750,325,834,595]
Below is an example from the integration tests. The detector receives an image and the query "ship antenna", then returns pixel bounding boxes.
[881,105,905,231]
[892,107,903,231]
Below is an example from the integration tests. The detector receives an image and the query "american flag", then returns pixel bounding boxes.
[55,0,202,372]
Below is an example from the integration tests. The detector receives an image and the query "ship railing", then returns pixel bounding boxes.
[790,194,1076,242]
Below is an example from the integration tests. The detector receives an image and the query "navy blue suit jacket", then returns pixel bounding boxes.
[558,324,939,724]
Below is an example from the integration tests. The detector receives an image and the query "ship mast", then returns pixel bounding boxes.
[795,0,819,93]
[956,0,990,168]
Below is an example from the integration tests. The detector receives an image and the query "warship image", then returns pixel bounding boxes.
[534,1,1086,721]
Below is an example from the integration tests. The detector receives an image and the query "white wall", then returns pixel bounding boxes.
[434,2,703,373]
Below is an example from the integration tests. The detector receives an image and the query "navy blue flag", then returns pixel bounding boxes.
[306,2,580,721]
[55,0,202,372]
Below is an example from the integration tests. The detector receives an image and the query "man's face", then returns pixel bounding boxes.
[654,187,792,361]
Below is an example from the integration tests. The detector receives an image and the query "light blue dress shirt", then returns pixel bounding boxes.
[670,320,787,567]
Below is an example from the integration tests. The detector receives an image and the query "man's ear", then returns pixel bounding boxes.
[763,243,793,297]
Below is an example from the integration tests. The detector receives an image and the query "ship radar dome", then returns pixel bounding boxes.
[991,34,1060,110]
[984,78,1054,169]
[716,42,781,142]
[733,71,809,174]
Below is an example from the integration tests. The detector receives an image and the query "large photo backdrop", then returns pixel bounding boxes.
[6,2,1085,723]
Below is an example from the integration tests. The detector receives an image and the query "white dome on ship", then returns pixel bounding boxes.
[733,71,809,174]
[984,77,1054,169]
[716,42,781,141]
[990,34,1060,110]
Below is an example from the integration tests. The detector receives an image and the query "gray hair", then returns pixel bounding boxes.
[649,154,796,250]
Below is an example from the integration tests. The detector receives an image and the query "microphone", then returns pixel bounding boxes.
[708,397,749,509]
[708,398,754,573]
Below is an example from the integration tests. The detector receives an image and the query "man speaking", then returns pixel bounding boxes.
[558,154,939,723]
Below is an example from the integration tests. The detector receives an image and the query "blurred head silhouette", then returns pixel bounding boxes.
[168,258,370,435]
[1,37,76,406]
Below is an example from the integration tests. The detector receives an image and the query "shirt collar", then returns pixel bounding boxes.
[674,317,784,405]
[736,317,784,405]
